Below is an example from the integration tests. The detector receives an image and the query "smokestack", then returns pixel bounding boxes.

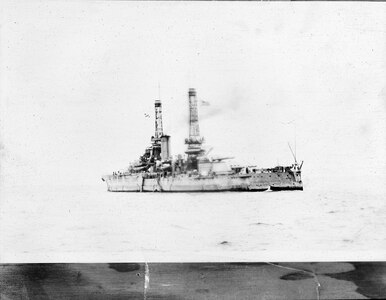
[154,99,163,140]
[185,88,204,154]
[161,135,171,161]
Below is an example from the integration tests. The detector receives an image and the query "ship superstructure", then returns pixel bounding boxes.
[102,88,303,192]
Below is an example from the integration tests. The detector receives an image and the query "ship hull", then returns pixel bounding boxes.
[102,171,302,192]
[102,174,143,192]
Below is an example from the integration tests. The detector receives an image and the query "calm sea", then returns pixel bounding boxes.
[1,177,385,262]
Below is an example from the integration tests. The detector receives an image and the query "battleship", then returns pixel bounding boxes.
[102,88,303,192]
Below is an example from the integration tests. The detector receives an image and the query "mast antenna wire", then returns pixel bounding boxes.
[294,123,297,160]
[288,142,298,164]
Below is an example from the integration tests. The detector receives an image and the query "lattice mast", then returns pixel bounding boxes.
[185,88,204,155]
[154,99,163,140]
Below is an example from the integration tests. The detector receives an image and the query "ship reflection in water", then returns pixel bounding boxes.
[102,88,303,192]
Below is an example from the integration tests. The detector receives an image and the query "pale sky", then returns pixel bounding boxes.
[1,2,385,189]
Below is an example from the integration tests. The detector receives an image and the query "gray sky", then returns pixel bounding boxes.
[1,2,385,189]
